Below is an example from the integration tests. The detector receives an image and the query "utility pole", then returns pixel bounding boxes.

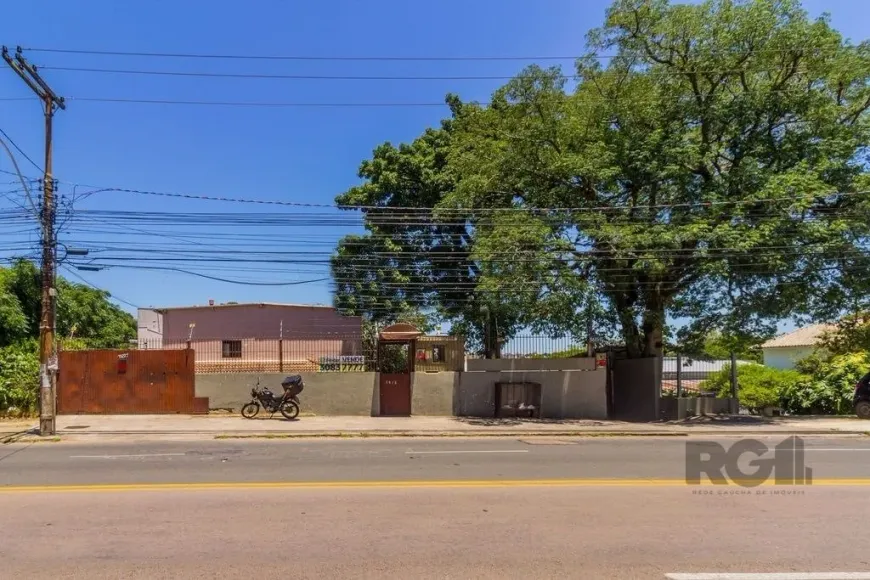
[2,46,66,436]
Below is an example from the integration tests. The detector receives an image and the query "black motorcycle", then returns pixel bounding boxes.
[241,375,304,420]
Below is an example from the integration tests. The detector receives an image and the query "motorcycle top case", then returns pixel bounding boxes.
[281,375,304,397]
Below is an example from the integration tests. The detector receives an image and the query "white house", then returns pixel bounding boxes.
[761,323,834,370]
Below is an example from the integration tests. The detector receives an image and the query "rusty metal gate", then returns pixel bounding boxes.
[378,340,413,416]
[57,349,208,414]
[379,373,412,416]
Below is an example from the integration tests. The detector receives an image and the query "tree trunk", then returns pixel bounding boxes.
[618,308,642,359]
[640,302,665,358]
[616,300,665,359]
[482,311,502,359]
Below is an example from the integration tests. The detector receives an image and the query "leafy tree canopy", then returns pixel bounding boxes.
[334,0,870,358]
[331,99,523,355]
[0,259,136,349]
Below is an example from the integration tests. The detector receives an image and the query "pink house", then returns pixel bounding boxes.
[137,302,364,372]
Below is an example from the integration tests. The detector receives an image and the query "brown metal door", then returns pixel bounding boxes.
[57,348,199,414]
[379,373,411,416]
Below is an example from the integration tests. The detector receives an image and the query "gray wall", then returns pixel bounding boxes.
[411,372,458,416]
[197,373,378,416]
[612,358,661,421]
[456,369,607,419]
[196,371,459,416]
[197,368,606,418]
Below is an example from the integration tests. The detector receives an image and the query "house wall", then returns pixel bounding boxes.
[763,346,814,370]
[161,304,362,340]
[137,309,163,345]
[414,336,465,372]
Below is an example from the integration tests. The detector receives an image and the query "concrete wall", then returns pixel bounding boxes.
[196,371,459,416]
[197,368,605,418]
[196,372,378,416]
[456,369,607,419]
[411,372,459,416]
[762,346,814,370]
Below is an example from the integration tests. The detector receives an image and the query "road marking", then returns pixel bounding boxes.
[69,453,186,459]
[404,450,529,455]
[666,574,870,579]
[805,448,870,452]
[2,478,870,493]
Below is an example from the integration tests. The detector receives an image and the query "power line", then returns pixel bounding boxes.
[24,47,583,62]
[61,265,141,310]
[56,184,870,212]
[70,262,332,286]
[35,64,835,82]
[20,97,452,108]
[21,46,838,62]
[0,136,37,213]
[38,66,520,81]
[0,127,43,173]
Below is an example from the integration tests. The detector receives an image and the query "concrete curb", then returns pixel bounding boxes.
[210,429,870,439]
[5,429,867,442]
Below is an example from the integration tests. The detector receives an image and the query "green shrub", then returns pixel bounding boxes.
[701,363,803,413]
[781,351,870,415]
[0,339,39,415]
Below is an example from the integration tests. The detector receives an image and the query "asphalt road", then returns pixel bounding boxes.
[2,437,870,579]
[2,436,870,485]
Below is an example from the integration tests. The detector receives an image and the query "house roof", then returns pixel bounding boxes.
[141,302,339,312]
[761,323,834,349]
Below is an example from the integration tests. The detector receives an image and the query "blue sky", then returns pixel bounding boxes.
[1,0,867,323]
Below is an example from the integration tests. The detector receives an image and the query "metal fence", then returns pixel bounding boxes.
[59,333,615,374]
[661,355,741,396]
[497,335,589,359]
[61,336,377,374]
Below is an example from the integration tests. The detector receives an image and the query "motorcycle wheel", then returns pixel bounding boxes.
[241,402,260,419]
[280,401,300,420]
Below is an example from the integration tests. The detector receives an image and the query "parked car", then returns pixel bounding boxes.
[854,371,870,419]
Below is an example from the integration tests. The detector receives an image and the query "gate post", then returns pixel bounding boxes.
[278,338,284,372]
[730,351,738,400]
[676,353,683,398]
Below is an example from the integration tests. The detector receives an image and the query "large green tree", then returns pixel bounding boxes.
[0,259,135,349]
[331,100,523,356]
[446,0,870,357]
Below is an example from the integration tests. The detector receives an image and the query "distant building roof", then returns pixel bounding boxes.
[141,302,339,312]
[761,323,834,349]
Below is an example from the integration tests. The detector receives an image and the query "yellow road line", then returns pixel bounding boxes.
[1,478,870,493]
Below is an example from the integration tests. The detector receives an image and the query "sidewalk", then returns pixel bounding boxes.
[3,414,869,441]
